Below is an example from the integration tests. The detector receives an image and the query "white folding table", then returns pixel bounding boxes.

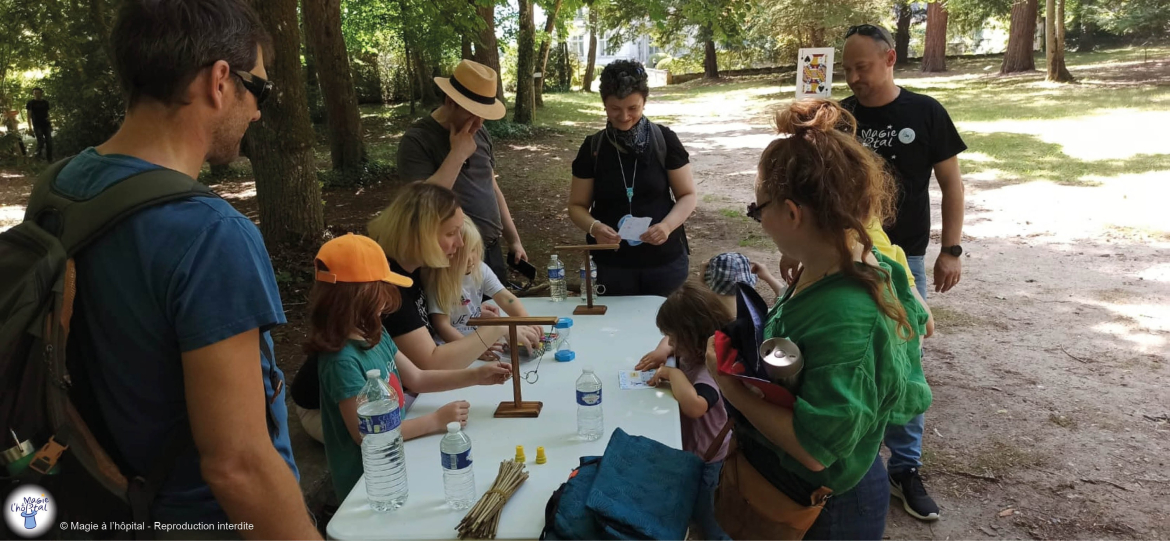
[326,296,681,540]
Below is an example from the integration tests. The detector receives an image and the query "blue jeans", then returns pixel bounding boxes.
[905,255,928,301]
[886,255,928,473]
[802,455,889,540]
[692,461,730,540]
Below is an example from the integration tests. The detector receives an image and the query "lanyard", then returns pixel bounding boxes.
[607,130,636,215]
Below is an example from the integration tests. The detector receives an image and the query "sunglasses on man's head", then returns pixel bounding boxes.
[845,24,894,48]
[231,70,273,108]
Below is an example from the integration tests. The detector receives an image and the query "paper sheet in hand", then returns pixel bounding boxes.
[619,370,656,390]
[617,216,652,241]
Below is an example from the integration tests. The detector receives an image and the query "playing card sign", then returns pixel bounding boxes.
[796,47,835,99]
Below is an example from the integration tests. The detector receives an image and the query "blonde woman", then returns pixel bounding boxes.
[426,216,543,345]
[368,182,540,371]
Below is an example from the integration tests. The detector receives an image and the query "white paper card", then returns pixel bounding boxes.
[796,47,835,99]
[619,370,657,390]
[617,216,652,241]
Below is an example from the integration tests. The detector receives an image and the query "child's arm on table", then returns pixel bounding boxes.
[649,366,710,419]
[337,396,469,442]
[492,289,544,339]
[636,337,673,370]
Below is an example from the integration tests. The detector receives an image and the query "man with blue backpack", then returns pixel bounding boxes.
[0,0,319,537]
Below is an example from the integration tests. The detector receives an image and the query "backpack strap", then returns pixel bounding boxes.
[26,160,216,256]
[649,122,667,171]
[703,419,734,463]
[590,129,607,179]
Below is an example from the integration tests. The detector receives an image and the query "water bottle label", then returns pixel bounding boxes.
[577,389,602,406]
[358,409,401,435]
[548,268,565,280]
[441,449,473,470]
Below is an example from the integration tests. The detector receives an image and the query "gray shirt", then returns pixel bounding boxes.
[397,115,503,241]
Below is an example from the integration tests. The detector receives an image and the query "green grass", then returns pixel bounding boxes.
[958,131,1170,183]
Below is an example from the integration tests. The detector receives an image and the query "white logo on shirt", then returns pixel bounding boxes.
[898,128,916,144]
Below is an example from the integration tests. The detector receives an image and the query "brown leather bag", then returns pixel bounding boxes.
[711,424,833,540]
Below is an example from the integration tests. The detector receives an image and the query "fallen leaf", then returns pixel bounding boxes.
[998,508,1015,517]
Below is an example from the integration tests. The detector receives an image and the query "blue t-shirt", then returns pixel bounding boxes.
[54,148,297,524]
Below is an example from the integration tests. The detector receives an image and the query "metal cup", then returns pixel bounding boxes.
[759,337,804,392]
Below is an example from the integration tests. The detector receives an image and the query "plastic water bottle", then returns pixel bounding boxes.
[576,367,603,441]
[440,422,476,510]
[357,369,408,512]
[548,254,567,302]
[579,257,597,301]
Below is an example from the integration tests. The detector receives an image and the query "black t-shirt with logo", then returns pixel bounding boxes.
[25,99,50,128]
[381,258,434,338]
[842,89,965,256]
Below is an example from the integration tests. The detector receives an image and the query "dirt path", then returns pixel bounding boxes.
[652,73,1170,539]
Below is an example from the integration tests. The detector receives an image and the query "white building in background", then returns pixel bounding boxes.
[564,8,659,68]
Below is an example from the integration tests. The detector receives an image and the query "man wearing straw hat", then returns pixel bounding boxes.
[397,59,527,283]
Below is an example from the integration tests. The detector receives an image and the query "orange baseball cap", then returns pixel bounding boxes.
[314,233,413,287]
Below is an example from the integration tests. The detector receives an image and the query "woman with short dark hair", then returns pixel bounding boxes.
[567,59,697,297]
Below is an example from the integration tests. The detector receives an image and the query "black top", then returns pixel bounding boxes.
[571,124,690,268]
[26,99,50,128]
[381,258,434,338]
[842,89,966,256]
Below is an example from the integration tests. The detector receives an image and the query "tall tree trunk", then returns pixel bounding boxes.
[703,39,719,79]
[895,0,912,65]
[303,0,367,171]
[1076,0,1095,52]
[581,6,598,93]
[301,15,325,123]
[413,49,439,106]
[1045,0,1074,82]
[1001,0,1039,73]
[921,2,948,72]
[247,0,324,246]
[513,0,536,124]
[403,40,416,115]
[462,35,473,60]
[534,0,563,107]
[472,2,506,105]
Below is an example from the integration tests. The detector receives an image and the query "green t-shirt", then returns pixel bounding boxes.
[318,331,406,501]
[738,251,931,494]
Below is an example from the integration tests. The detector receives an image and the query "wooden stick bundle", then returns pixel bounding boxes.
[456,460,529,539]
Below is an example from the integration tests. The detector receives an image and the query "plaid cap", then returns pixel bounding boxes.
[704,252,757,296]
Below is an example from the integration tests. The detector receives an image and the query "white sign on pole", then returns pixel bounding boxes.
[796,47,835,99]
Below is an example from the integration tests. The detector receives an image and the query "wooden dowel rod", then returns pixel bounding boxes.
[554,244,619,251]
[467,316,559,326]
[510,325,521,407]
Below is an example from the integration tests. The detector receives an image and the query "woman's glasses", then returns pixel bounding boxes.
[746,200,771,222]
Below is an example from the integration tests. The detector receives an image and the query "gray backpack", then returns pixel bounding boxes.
[0,157,215,533]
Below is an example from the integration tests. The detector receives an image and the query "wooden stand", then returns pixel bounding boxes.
[466,316,559,418]
[555,244,619,316]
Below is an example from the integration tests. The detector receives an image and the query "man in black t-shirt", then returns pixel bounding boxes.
[25,87,52,162]
[841,24,967,523]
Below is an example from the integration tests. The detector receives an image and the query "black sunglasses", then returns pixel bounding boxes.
[845,24,894,48]
[747,199,803,222]
[746,200,771,222]
[231,70,273,108]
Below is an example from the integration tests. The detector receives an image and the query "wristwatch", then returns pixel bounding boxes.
[941,245,963,257]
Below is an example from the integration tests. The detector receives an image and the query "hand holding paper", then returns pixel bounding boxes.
[617,216,652,241]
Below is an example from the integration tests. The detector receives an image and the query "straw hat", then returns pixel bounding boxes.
[434,60,506,120]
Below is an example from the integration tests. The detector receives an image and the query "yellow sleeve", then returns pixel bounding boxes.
[866,218,915,288]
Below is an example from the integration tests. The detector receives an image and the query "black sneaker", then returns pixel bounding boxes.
[889,467,940,521]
